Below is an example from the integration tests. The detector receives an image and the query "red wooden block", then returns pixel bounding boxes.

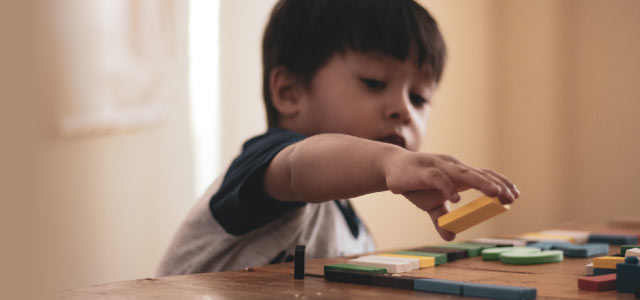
[577,274,617,291]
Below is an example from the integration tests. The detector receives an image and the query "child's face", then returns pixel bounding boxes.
[296,50,436,151]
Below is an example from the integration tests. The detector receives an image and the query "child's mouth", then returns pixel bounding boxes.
[377,134,406,149]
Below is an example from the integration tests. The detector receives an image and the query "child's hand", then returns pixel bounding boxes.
[384,151,519,241]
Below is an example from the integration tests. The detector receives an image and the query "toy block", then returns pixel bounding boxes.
[437,196,508,234]
[463,282,537,300]
[392,251,447,265]
[518,232,575,243]
[324,264,387,274]
[411,246,467,261]
[324,269,373,285]
[577,273,617,291]
[527,241,560,250]
[413,278,463,295]
[593,256,626,269]
[622,245,640,256]
[294,245,305,279]
[585,263,594,275]
[540,229,590,244]
[625,248,640,258]
[589,233,638,245]
[501,250,563,265]
[380,253,435,268]
[594,268,617,275]
[481,247,540,261]
[371,274,417,290]
[436,242,497,257]
[471,237,527,247]
[616,256,640,293]
[553,243,609,258]
[348,255,417,273]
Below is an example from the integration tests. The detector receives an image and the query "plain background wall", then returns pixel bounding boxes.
[1,0,639,295]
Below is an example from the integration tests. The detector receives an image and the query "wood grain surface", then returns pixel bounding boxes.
[57,224,640,299]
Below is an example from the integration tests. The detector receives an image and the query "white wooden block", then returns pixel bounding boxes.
[585,262,594,276]
[471,238,527,247]
[347,255,418,273]
[540,230,590,244]
[625,248,640,258]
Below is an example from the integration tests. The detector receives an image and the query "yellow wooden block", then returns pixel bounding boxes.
[519,232,576,243]
[380,253,435,268]
[592,256,626,269]
[437,196,509,234]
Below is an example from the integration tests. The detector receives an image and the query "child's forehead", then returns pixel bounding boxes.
[338,50,435,81]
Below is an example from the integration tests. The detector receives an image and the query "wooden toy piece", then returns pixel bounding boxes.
[463,282,537,300]
[380,253,435,268]
[436,242,497,257]
[324,264,387,274]
[527,241,558,250]
[392,251,447,265]
[518,232,575,243]
[616,256,640,293]
[622,245,640,256]
[471,237,527,247]
[593,256,626,269]
[348,255,417,273]
[541,229,591,244]
[324,269,373,285]
[553,243,609,258]
[371,274,417,290]
[412,246,467,261]
[589,233,638,245]
[577,274,617,291]
[501,250,563,265]
[593,268,617,276]
[481,247,540,261]
[413,278,463,295]
[437,196,508,234]
[294,245,305,279]
[625,248,640,258]
[585,263,594,276]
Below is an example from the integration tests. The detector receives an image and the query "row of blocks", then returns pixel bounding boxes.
[324,265,536,300]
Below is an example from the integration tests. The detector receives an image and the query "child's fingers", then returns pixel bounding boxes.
[404,190,448,212]
[479,168,520,198]
[428,203,456,241]
[436,160,501,198]
[420,168,460,202]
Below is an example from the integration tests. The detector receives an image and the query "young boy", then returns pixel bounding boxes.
[157,0,519,276]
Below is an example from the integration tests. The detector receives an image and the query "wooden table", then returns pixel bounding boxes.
[58,223,640,299]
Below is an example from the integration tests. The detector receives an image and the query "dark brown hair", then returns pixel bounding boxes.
[262,0,447,128]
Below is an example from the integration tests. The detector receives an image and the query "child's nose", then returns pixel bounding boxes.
[384,94,411,123]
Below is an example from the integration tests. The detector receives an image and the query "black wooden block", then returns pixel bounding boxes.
[324,269,372,285]
[371,274,416,290]
[412,247,468,261]
[294,245,305,279]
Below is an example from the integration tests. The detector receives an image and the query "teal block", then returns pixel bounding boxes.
[414,279,462,295]
[616,257,640,293]
[463,282,537,300]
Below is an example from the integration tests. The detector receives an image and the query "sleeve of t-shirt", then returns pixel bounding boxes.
[209,128,307,235]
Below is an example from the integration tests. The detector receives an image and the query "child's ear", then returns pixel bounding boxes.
[270,67,304,119]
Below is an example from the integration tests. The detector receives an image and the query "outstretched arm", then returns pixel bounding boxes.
[263,133,519,239]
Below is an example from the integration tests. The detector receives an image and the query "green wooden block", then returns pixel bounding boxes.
[481,247,541,261]
[324,264,387,274]
[501,250,564,265]
[392,251,447,265]
[437,243,496,257]
[621,245,640,256]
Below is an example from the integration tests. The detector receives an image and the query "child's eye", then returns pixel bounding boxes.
[360,78,386,91]
[410,94,429,107]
